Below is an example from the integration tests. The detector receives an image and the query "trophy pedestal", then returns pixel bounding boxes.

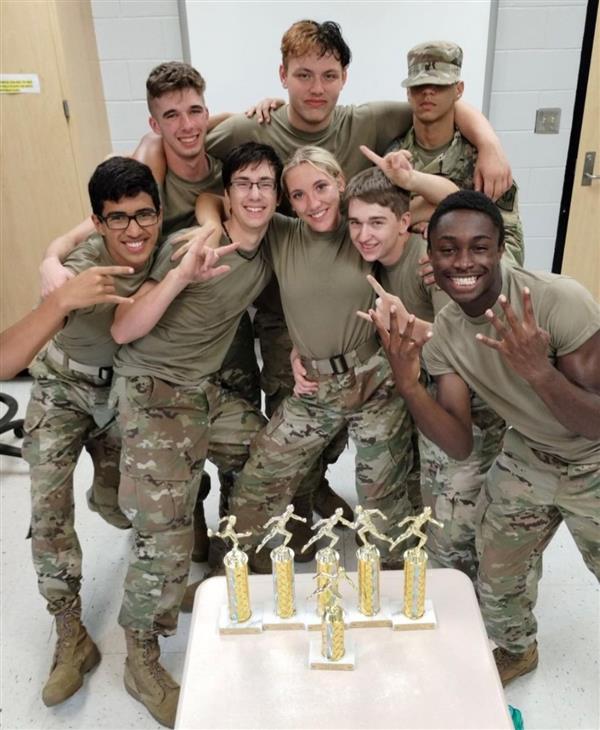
[262,603,305,631]
[309,638,355,671]
[346,600,393,629]
[391,599,437,630]
[218,605,263,634]
[304,601,339,631]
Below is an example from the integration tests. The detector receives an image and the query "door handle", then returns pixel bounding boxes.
[582,151,599,185]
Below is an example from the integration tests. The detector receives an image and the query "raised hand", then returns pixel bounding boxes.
[372,308,430,397]
[476,288,551,382]
[57,265,136,309]
[176,229,238,285]
[360,145,414,188]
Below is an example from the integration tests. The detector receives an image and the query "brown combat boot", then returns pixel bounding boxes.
[124,630,180,728]
[191,473,211,563]
[494,641,539,686]
[313,481,354,523]
[42,604,101,706]
[289,494,316,561]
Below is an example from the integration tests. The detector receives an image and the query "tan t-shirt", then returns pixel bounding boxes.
[113,232,271,384]
[264,214,375,359]
[206,102,413,179]
[423,264,600,464]
[53,234,155,366]
[379,233,450,322]
[160,154,223,237]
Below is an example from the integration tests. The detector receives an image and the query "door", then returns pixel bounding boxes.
[560,14,599,300]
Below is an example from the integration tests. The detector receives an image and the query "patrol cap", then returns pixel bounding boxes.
[402,41,463,88]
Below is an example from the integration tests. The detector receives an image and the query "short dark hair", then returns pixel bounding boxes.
[222,142,284,195]
[146,61,206,108]
[281,20,351,69]
[427,190,505,249]
[344,167,410,218]
[88,157,160,217]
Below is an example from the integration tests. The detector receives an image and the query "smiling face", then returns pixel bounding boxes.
[279,52,347,132]
[94,192,161,270]
[285,162,343,232]
[348,199,410,266]
[429,209,504,316]
[407,82,463,125]
[225,160,279,237]
[148,87,208,161]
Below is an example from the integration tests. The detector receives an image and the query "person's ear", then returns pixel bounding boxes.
[148,115,161,136]
[279,64,288,89]
[92,214,104,235]
[455,81,464,101]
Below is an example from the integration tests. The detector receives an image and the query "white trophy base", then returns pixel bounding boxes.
[346,599,393,629]
[262,603,306,631]
[309,637,355,671]
[391,599,437,630]
[218,604,263,634]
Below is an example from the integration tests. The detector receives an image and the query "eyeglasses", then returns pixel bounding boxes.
[99,209,159,230]
[230,179,277,193]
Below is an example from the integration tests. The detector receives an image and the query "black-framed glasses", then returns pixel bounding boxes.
[230,179,277,192]
[99,209,159,230]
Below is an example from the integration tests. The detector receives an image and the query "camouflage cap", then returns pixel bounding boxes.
[402,41,463,88]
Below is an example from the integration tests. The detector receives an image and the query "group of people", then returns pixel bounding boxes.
[2,18,598,730]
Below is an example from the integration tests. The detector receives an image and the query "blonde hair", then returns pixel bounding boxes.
[282,146,344,196]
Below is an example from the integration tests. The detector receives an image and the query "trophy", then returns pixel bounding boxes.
[256,506,306,630]
[308,567,356,670]
[209,516,262,633]
[347,506,394,628]
[388,507,443,630]
[301,508,353,628]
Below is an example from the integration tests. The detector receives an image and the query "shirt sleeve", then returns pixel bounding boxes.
[422,318,456,376]
[359,101,414,155]
[205,114,259,160]
[148,241,178,282]
[540,277,600,356]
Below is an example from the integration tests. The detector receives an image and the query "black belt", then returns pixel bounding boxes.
[301,337,379,376]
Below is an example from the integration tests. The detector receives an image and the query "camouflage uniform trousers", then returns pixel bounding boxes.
[476,428,600,654]
[22,353,126,615]
[418,387,507,582]
[113,373,265,636]
[230,350,414,557]
[210,310,261,508]
[254,306,350,504]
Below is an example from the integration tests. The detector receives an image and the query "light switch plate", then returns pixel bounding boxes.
[535,108,561,134]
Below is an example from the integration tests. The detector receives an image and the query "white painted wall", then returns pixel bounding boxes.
[488,0,587,271]
[91,0,183,153]
[184,1,491,112]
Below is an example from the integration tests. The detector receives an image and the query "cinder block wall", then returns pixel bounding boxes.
[91,0,183,154]
[488,0,587,270]
[91,0,588,271]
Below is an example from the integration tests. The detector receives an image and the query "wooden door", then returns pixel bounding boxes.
[561,17,599,300]
[0,0,110,331]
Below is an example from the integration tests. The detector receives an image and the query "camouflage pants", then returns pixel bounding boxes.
[217,310,261,409]
[22,354,125,615]
[419,388,506,581]
[254,306,349,505]
[114,374,265,636]
[231,350,414,556]
[253,306,295,418]
[477,428,600,653]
